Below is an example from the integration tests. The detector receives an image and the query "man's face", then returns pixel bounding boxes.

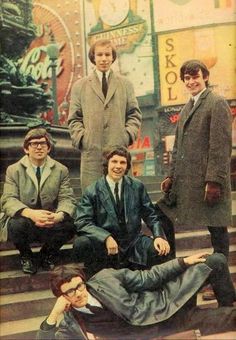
[94,44,113,72]
[108,154,128,182]
[24,137,50,165]
[61,276,88,308]
[183,69,208,96]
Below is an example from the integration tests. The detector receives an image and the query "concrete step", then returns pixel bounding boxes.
[0,290,55,322]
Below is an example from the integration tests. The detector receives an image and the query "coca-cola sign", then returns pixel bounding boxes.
[18,3,75,124]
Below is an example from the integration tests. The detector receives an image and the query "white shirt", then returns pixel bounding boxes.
[95,69,110,84]
[74,292,103,314]
[192,87,207,105]
[106,175,122,200]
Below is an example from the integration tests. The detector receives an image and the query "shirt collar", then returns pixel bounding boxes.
[95,69,110,83]
[73,292,102,314]
[192,87,207,105]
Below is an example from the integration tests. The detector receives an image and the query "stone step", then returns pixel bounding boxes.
[0,290,55,323]
[1,229,235,271]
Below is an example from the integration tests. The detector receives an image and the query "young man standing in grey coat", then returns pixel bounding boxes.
[68,39,142,192]
[159,60,232,259]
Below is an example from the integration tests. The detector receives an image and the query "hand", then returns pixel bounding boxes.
[204,182,221,206]
[161,177,173,193]
[183,252,211,266]
[49,212,65,224]
[154,237,170,256]
[105,236,119,255]
[21,208,55,227]
[47,295,71,325]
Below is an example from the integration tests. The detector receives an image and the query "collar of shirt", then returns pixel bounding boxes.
[106,175,123,198]
[31,162,46,175]
[192,87,207,105]
[73,292,103,314]
[95,69,110,83]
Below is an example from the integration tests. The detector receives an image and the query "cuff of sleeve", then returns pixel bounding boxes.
[178,258,188,270]
[40,319,56,331]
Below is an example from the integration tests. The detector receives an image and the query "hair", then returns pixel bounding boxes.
[23,128,51,149]
[180,59,210,87]
[88,39,117,65]
[50,263,86,297]
[102,146,131,175]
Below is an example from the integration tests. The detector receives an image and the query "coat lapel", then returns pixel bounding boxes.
[97,177,118,220]
[90,71,104,102]
[20,156,38,192]
[182,89,210,129]
[123,177,132,224]
[104,71,118,105]
[40,156,55,188]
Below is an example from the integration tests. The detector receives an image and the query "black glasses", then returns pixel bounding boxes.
[29,141,48,148]
[62,282,86,297]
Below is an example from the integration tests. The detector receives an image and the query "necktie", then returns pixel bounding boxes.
[36,166,41,185]
[86,304,103,314]
[190,98,195,109]
[102,72,108,97]
[114,182,120,212]
[36,166,42,208]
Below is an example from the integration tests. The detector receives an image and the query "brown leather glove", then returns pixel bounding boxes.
[204,181,221,206]
[161,177,173,193]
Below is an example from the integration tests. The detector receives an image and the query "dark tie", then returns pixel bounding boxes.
[102,72,108,97]
[114,182,120,212]
[36,166,42,208]
[36,166,41,185]
[190,98,194,109]
[86,303,103,314]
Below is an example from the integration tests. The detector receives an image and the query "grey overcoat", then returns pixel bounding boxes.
[158,88,232,227]
[68,69,142,191]
[1,155,76,218]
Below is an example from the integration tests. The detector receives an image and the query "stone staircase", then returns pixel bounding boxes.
[0,176,236,339]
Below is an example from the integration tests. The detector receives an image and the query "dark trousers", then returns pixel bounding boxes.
[73,233,175,276]
[159,252,236,336]
[208,226,229,258]
[8,215,75,257]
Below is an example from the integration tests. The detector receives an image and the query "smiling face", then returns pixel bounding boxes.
[183,69,208,96]
[24,137,50,166]
[94,44,113,72]
[61,276,88,308]
[107,154,127,182]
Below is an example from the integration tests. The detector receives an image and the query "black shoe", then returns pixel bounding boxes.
[20,256,37,274]
[41,254,56,271]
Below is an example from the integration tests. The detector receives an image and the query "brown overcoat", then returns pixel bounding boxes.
[68,69,142,191]
[158,88,232,227]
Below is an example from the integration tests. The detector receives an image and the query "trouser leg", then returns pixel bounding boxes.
[39,216,75,256]
[145,236,174,268]
[208,226,229,259]
[73,236,108,275]
[8,216,36,257]
[205,253,236,306]
[159,305,236,336]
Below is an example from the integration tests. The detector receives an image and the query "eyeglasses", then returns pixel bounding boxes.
[28,141,48,148]
[62,282,86,297]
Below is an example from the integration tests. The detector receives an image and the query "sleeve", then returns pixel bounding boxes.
[67,80,85,150]
[56,166,77,218]
[74,188,112,243]
[100,258,185,292]
[124,79,142,145]
[1,166,28,217]
[205,98,232,185]
[139,183,167,239]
